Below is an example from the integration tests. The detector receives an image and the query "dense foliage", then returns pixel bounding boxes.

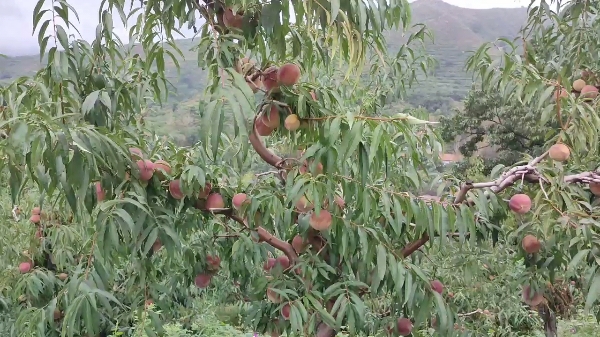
[1,0,600,337]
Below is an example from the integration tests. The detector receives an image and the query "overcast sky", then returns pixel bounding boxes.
[0,0,537,57]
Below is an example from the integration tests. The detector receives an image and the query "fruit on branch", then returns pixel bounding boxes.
[580,85,599,99]
[508,194,532,214]
[284,114,301,131]
[277,63,301,86]
[396,317,413,336]
[522,235,541,254]
[129,147,144,160]
[206,193,225,209]
[31,207,40,216]
[232,193,249,209]
[198,183,212,199]
[153,160,171,179]
[206,255,221,271]
[548,143,570,162]
[144,299,154,308]
[30,214,40,224]
[262,105,281,128]
[295,196,314,213]
[194,274,212,289]
[262,66,279,92]
[58,273,68,281]
[291,235,306,254]
[223,8,244,29]
[95,182,106,202]
[309,209,333,231]
[521,285,544,306]
[263,257,276,271]
[430,280,444,294]
[53,309,63,321]
[136,159,155,181]
[255,118,275,136]
[589,182,600,196]
[281,303,291,320]
[152,239,163,252]
[266,287,282,303]
[169,179,184,200]
[573,79,586,92]
[276,255,290,269]
[18,262,32,273]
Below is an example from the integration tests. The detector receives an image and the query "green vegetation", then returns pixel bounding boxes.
[1,0,600,337]
[0,0,526,144]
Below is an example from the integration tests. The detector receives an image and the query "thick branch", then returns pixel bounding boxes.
[208,208,298,265]
[248,116,284,168]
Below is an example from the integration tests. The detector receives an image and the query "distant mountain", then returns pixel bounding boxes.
[403,0,527,113]
[0,0,527,142]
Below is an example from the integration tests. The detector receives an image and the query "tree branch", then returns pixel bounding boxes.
[248,116,284,168]
[399,151,600,257]
[207,208,298,265]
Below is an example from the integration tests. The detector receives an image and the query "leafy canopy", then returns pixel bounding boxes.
[0,0,599,337]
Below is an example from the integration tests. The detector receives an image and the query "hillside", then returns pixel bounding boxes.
[0,0,527,143]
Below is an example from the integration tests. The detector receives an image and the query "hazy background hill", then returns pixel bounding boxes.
[0,0,527,144]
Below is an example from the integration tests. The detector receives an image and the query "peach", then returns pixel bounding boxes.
[169,180,184,200]
[153,160,171,179]
[152,239,163,252]
[255,118,274,136]
[276,255,290,269]
[30,214,40,224]
[431,280,444,294]
[508,194,531,214]
[198,183,212,199]
[261,105,280,128]
[590,182,600,196]
[291,235,306,254]
[206,193,225,209]
[261,66,279,91]
[295,196,313,213]
[548,143,570,162]
[19,262,32,273]
[136,159,154,181]
[581,85,599,99]
[573,79,586,91]
[263,257,276,271]
[223,8,243,29]
[58,273,68,281]
[206,255,221,271]
[521,285,544,306]
[284,114,301,131]
[129,147,144,160]
[522,235,541,254]
[232,193,249,209]
[277,63,301,86]
[194,274,212,288]
[309,209,332,231]
[281,303,291,320]
[31,207,41,215]
[266,287,281,303]
[396,318,413,336]
[95,182,105,202]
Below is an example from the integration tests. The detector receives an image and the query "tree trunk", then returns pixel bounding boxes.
[537,304,558,337]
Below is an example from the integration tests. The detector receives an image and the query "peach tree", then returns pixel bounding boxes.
[0,1,599,337]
